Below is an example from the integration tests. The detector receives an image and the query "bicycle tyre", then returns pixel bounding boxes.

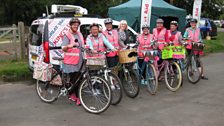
[146,64,158,95]
[187,57,203,84]
[121,68,140,98]
[164,61,182,92]
[108,72,123,105]
[36,68,60,103]
[79,75,111,114]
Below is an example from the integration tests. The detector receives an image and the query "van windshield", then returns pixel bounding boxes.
[30,24,43,46]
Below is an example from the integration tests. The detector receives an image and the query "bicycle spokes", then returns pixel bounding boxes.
[164,62,182,92]
[79,76,111,113]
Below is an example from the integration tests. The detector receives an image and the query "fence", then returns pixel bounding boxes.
[0,22,29,61]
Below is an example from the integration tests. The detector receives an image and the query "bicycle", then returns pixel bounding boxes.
[90,50,123,105]
[135,43,158,95]
[177,41,205,84]
[113,45,140,98]
[154,42,183,92]
[36,46,112,114]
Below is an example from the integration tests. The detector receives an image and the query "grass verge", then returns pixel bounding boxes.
[0,61,32,82]
[204,32,224,53]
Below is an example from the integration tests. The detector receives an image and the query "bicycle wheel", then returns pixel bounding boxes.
[198,58,204,78]
[187,56,203,84]
[164,61,182,92]
[145,64,158,95]
[121,67,140,98]
[79,75,111,114]
[108,72,123,105]
[36,68,60,103]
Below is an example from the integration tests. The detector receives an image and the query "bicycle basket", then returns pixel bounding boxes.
[86,57,106,70]
[118,49,137,64]
[192,43,205,51]
[162,46,186,59]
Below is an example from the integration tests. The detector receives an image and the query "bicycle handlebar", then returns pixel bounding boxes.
[49,46,62,50]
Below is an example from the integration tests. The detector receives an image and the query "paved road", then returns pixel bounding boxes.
[0,53,224,126]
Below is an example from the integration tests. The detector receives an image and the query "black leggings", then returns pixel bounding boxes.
[67,72,81,96]
[106,56,119,68]
[138,58,147,78]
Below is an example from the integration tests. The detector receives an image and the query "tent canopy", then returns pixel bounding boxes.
[108,0,187,33]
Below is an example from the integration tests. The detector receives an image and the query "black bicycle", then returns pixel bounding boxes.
[87,50,123,105]
[114,44,140,98]
[36,46,112,114]
[177,41,205,84]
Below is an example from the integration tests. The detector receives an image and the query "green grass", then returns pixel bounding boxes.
[0,61,32,81]
[204,32,224,53]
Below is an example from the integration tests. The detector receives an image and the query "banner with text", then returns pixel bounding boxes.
[140,0,152,33]
[192,0,202,26]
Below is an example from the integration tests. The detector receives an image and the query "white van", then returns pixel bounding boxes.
[29,5,138,70]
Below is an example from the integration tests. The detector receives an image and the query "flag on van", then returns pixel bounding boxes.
[43,20,50,63]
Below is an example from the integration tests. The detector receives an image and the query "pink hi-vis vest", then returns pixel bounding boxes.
[186,28,200,49]
[63,31,84,65]
[137,34,152,58]
[87,34,106,58]
[153,28,167,50]
[167,30,182,46]
[103,30,119,57]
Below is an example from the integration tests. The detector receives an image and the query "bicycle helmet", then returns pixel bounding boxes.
[142,24,150,29]
[190,18,198,23]
[104,18,113,24]
[69,18,81,26]
[186,14,192,20]
[170,21,178,26]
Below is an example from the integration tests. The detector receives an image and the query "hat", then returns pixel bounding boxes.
[90,23,99,29]
[190,18,198,23]
[156,18,164,23]
[69,18,81,26]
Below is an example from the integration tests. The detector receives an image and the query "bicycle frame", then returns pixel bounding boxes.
[136,57,155,79]
[176,49,200,72]
[155,60,169,78]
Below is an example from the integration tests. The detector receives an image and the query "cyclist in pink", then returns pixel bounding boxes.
[62,18,84,105]
[137,24,152,66]
[152,18,168,50]
[167,21,183,45]
[152,18,169,67]
[103,18,119,68]
[86,23,116,57]
[183,18,208,80]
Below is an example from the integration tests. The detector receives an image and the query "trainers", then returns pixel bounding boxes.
[69,94,77,102]
[76,98,81,106]
[201,76,208,80]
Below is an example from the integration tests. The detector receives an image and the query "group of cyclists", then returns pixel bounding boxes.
[36,16,208,114]
[60,17,208,106]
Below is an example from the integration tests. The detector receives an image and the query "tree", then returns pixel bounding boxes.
[0,0,128,25]
[170,0,224,19]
